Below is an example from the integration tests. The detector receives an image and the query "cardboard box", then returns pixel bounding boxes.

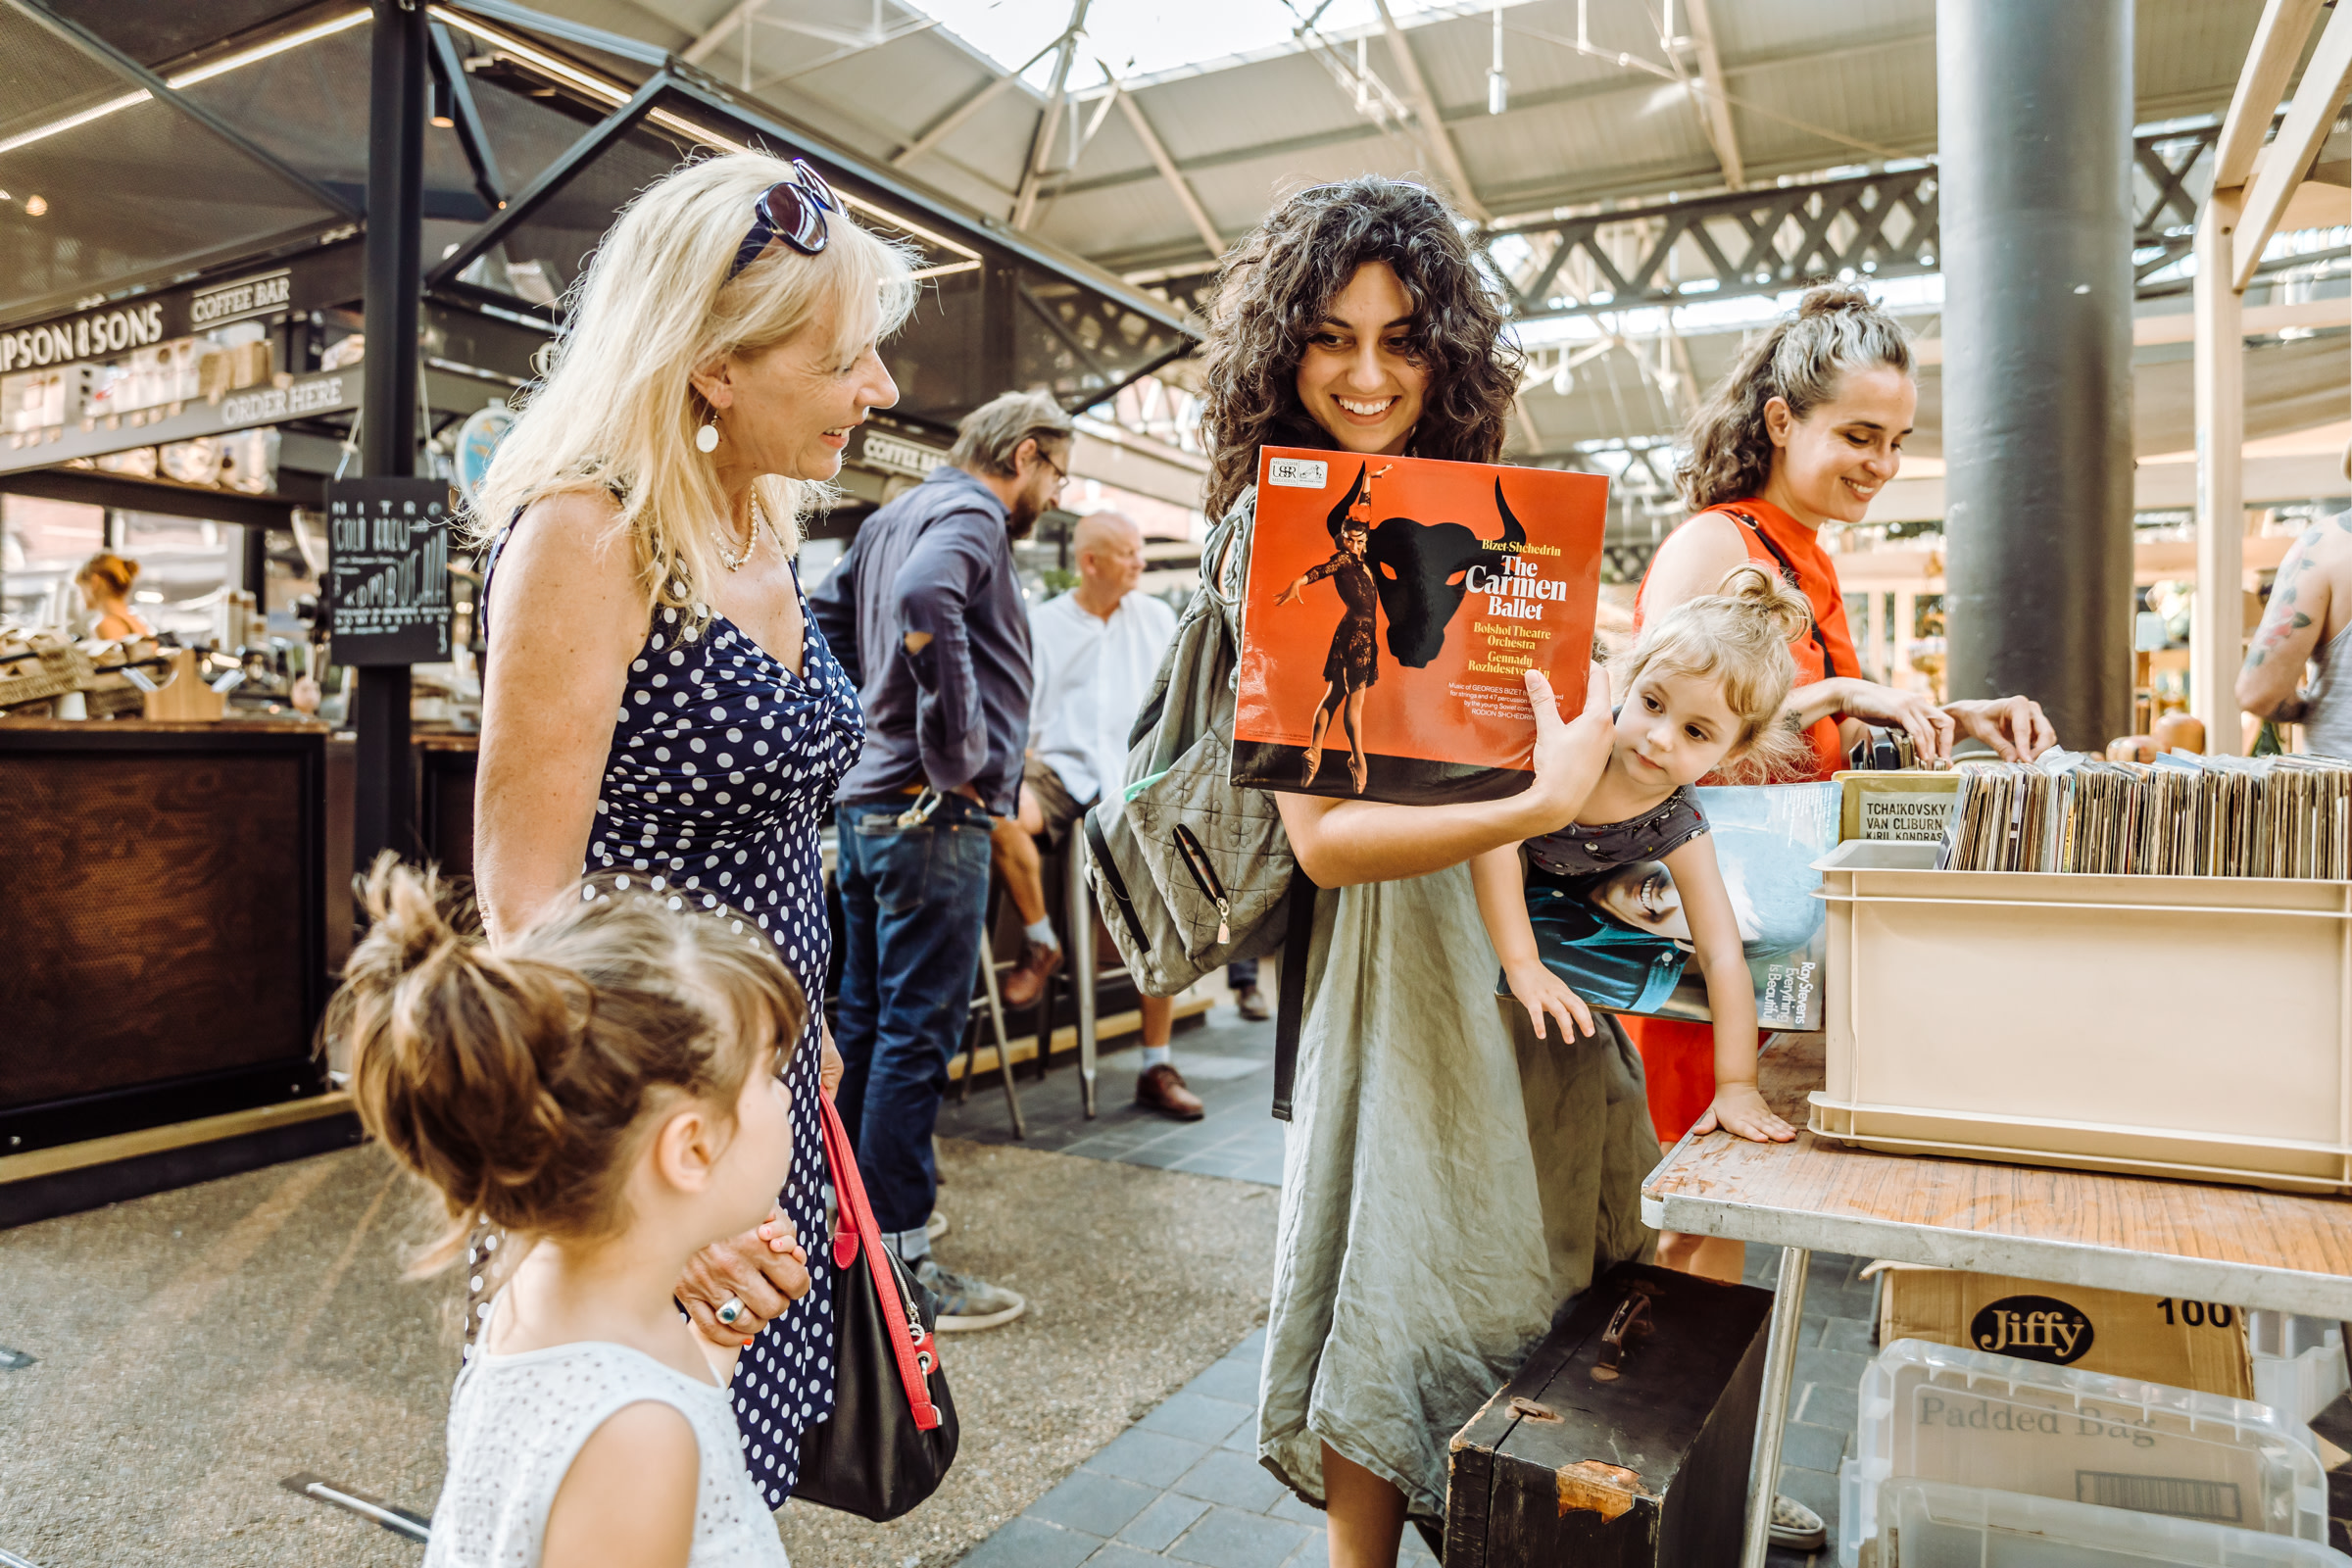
[1875,1266,2253,1400]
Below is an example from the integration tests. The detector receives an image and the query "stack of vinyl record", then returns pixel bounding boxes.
[1936,752,2352,878]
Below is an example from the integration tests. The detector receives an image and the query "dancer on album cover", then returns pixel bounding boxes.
[1272,465,1389,794]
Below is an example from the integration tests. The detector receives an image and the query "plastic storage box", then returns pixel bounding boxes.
[1808,840,2352,1193]
[1879,1478,2352,1566]
[2247,1311,2350,1427]
[1838,1339,2328,1566]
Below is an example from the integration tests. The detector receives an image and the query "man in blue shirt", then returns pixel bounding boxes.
[810,389,1072,1332]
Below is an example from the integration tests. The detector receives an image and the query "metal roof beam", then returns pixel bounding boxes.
[1126,121,2273,323]
[1052,30,1936,212]
[440,0,668,67]
[1114,88,1225,261]
[1013,0,1091,230]
[890,32,1064,169]
[425,71,669,291]
[1680,0,1743,189]
[680,0,760,67]
[430,22,506,212]
[1372,0,1490,222]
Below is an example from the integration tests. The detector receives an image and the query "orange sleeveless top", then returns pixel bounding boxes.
[1633,498,1857,784]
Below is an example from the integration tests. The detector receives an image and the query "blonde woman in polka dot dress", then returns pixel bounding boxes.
[469,152,917,1513]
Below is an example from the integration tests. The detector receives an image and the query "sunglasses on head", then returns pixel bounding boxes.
[726,159,838,280]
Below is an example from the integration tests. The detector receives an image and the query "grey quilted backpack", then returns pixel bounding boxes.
[1081,489,1318,1117]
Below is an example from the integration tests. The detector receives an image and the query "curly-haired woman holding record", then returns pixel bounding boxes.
[1194,176,1654,1567]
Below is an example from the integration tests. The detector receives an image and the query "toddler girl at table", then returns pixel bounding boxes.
[1472,563,1812,1147]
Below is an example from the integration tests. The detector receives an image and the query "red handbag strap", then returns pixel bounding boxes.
[815,1090,943,1433]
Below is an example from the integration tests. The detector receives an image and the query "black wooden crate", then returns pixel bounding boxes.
[1446,1262,1775,1566]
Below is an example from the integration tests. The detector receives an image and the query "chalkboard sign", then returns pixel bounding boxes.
[326,478,455,665]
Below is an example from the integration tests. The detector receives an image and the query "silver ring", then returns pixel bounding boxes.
[715,1296,747,1327]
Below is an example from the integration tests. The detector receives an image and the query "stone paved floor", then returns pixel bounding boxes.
[946,995,1878,1566]
[935,1002,1287,1187]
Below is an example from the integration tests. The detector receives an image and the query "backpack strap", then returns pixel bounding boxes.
[1270,870,1317,1122]
[1720,506,1843,680]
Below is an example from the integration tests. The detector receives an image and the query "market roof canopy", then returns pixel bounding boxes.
[599,0,2283,279]
[0,0,1196,426]
[0,2,353,325]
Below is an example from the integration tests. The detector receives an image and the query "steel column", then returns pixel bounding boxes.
[355,0,428,872]
[1936,0,2136,753]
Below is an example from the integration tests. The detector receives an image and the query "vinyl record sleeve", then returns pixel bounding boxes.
[1232,447,1608,804]
[1520,781,1840,1030]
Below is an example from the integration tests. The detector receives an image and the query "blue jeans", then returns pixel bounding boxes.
[832,796,993,1235]
[1228,959,1259,988]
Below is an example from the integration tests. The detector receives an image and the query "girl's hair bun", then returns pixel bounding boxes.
[1717,561,1814,645]
[327,855,807,1272]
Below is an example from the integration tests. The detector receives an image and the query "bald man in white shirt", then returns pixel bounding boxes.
[992,512,1201,1118]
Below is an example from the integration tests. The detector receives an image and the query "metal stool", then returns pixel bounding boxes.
[1065,827,1103,1118]
[951,900,1026,1139]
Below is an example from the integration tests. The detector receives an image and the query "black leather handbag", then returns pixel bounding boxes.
[793,1090,958,1521]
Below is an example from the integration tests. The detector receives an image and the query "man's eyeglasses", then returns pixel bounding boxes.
[1036,449,1069,486]
[726,159,839,280]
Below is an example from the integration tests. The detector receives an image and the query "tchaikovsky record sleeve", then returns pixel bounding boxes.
[1231,447,1608,806]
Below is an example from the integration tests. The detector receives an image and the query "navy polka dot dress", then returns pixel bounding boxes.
[483,533,862,1510]
[595,571,861,1506]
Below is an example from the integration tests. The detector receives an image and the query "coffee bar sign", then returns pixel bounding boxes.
[0,240,362,372]
[189,270,292,329]
[854,427,948,479]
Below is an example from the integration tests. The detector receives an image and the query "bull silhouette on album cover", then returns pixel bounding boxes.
[1270,462,1533,792]
[1235,449,1607,807]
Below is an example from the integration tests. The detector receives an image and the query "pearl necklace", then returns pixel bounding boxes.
[714,496,778,572]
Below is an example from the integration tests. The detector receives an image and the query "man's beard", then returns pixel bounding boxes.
[1005,482,1053,540]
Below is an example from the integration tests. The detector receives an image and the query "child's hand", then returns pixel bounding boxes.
[1693,1083,1796,1144]
[1502,958,1594,1042]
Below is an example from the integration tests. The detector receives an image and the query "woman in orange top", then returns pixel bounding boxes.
[1630,286,2056,1282]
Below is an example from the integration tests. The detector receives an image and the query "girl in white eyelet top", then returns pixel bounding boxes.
[330,860,816,1568]
[426,1293,786,1568]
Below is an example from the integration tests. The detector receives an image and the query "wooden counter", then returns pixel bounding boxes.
[0,717,331,1158]
[1642,1033,2352,1317]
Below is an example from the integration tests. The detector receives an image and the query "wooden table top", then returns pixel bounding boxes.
[1642,1033,2352,1316]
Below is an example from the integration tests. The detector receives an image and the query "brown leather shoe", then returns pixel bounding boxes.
[1000,938,1061,1008]
[1137,1062,1205,1120]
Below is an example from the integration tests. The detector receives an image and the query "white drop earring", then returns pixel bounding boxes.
[696,416,719,454]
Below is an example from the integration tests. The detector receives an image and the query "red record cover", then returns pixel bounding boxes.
[1232,447,1608,804]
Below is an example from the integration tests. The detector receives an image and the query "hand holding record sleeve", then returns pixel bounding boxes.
[1523,662,1617,835]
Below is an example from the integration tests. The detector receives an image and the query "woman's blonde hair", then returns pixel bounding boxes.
[1622,563,1813,779]
[469,153,918,617]
[328,856,807,1273]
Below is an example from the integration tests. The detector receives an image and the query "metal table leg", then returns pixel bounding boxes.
[975,928,1026,1139]
[1067,833,1099,1118]
[1741,1245,1810,1568]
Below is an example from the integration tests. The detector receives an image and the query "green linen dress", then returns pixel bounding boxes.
[1255,859,1658,1522]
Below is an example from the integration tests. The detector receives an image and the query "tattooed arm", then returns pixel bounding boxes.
[2236,527,2333,723]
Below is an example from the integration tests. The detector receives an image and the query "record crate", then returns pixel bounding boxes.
[1807,841,2352,1194]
